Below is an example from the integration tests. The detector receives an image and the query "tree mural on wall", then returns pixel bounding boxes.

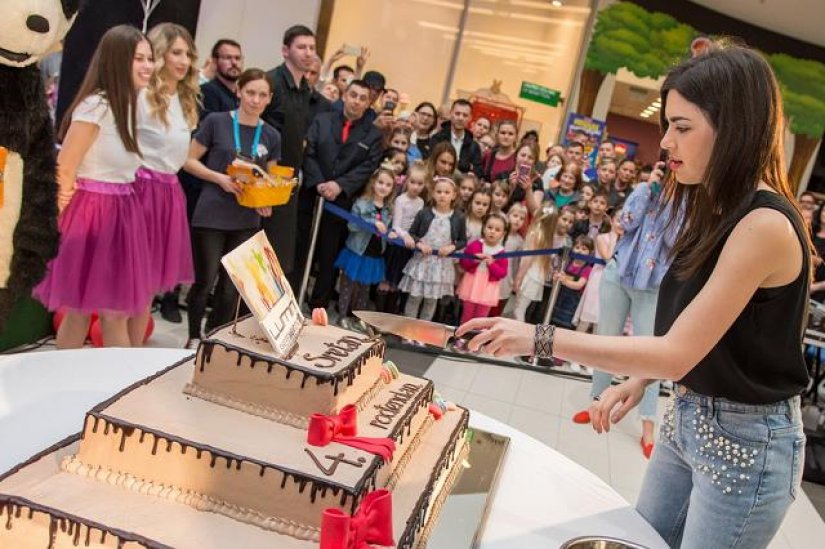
[769,54,825,191]
[578,2,695,117]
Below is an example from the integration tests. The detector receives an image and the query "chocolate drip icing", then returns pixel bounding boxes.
[0,493,174,549]
[194,319,385,398]
[397,408,469,548]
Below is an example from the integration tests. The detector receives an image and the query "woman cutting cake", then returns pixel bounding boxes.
[458,45,809,549]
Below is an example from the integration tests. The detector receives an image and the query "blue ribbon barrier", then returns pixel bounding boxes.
[322,201,606,265]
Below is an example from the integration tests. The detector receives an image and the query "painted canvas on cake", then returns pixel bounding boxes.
[221,231,304,357]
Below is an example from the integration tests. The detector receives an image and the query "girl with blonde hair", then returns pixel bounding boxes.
[130,23,202,337]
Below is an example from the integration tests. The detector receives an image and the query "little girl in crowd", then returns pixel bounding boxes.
[457,172,478,213]
[379,161,427,313]
[465,187,491,242]
[400,176,467,321]
[493,203,527,317]
[574,207,622,333]
[334,167,396,320]
[512,204,560,322]
[552,162,583,208]
[550,235,595,329]
[383,146,408,190]
[490,179,510,214]
[457,213,509,323]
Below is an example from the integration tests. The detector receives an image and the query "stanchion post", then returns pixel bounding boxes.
[299,195,325,307]
[532,246,571,368]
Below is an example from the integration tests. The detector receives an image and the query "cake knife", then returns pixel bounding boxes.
[353,311,482,349]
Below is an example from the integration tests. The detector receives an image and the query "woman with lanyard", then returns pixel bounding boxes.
[458,46,809,547]
[183,68,281,348]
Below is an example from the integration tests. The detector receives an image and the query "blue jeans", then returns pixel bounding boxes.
[592,261,660,420]
[638,386,805,548]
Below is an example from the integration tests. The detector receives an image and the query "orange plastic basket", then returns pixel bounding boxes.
[227,163,297,208]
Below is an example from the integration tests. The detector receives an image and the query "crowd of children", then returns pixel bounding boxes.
[328,125,644,340]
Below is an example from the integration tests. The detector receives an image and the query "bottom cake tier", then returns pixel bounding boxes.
[0,407,468,549]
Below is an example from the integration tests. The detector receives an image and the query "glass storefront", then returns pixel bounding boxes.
[324,0,593,146]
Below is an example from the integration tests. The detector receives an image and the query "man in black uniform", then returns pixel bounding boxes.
[296,80,383,310]
[262,25,330,289]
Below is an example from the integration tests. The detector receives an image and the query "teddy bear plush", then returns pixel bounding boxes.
[0,0,81,331]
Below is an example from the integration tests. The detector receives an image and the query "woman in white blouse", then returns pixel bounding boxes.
[34,25,155,348]
[130,23,200,343]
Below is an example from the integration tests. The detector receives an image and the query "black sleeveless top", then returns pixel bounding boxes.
[655,191,810,404]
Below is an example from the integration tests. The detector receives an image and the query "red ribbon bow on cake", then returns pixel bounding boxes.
[307,405,396,461]
[320,489,394,549]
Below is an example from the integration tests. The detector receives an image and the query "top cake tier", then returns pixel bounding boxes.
[187,316,386,428]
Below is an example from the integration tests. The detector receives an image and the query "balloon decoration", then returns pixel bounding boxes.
[54,308,154,347]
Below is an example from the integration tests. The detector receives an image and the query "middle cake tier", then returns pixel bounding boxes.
[67,358,436,541]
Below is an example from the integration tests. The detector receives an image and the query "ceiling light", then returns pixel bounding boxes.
[551,0,563,6]
[652,100,661,107]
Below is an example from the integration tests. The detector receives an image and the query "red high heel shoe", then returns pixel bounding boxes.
[640,437,654,459]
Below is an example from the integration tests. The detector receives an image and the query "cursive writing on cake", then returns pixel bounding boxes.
[302,334,374,369]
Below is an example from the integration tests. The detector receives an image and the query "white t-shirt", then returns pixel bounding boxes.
[137,90,192,174]
[72,94,142,183]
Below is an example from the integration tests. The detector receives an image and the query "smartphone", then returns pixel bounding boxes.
[343,44,361,56]
[383,100,397,113]
[518,164,531,178]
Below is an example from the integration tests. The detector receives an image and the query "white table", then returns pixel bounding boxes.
[0,349,666,548]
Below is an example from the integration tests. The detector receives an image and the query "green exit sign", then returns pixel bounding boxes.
[520,82,561,107]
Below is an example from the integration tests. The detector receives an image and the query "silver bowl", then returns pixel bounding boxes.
[559,536,650,549]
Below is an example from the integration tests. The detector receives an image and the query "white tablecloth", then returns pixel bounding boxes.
[0,349,666,548]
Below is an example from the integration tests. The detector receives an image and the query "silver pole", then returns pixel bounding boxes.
[441,0,471,106]
[532,246,571,368]
[299,195,325,307]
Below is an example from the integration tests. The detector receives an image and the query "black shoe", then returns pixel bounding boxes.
[160,293,182,323]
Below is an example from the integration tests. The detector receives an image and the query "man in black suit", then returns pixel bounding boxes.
[261,25,330,287]
[296,80,384,309]
[430,98,483,175]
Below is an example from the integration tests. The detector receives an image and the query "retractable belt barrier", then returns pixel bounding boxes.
[322,202,606,265]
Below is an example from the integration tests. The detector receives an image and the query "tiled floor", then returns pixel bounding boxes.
[109,310,825,546]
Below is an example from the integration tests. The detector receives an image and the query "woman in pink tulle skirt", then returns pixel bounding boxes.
[34,26,155,348]
[129,23,200,338]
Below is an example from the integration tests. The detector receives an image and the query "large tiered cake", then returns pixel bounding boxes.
[0,316,469,548]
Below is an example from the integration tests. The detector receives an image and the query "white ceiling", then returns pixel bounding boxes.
[688,0,825,47]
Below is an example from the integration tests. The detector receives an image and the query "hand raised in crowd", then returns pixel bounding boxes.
[374,220,387,234]
[588,378,648,434]
[255,207,272,217]
[356,47,370,70]
[648,161,666,189]
[374,110,394,130]
[456,317,536,357]
[317,181,342,201]
[330,46,347,63]
[402,234,416,249]
[438,244,456,257]
[417,242,433,256]
[214,173,241,196]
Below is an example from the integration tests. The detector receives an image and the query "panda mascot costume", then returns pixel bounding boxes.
[0,0,80,334]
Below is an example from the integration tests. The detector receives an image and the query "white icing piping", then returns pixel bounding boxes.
[182,375,385,430]
[413,438,470,549]
[384,415,435,491]
[182,383,311,428]
[60,455,322,542]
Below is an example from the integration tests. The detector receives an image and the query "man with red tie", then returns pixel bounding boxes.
[296,80,384,310]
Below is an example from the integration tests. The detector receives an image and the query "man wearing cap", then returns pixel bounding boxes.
[332,70,388,127]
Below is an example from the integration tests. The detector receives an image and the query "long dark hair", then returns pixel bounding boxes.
[59,25,149,155]
[661,45,809,278]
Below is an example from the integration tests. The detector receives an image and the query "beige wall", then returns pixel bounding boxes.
[195,0,322,71]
